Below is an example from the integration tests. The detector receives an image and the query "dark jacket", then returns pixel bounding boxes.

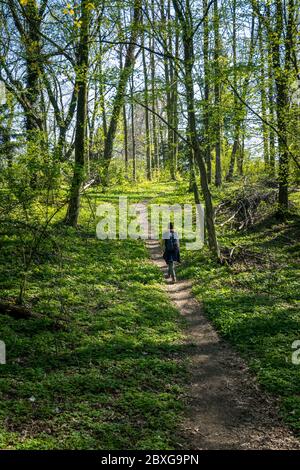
[163,231,180,263]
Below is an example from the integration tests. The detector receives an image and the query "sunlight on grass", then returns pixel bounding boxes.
[0,187,186,450]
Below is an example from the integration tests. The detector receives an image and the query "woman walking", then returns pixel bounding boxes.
[162,222,180,283]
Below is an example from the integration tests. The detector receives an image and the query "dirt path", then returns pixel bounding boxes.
[145,236,300,450]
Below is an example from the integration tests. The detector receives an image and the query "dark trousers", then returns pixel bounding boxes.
[168,261,176,281]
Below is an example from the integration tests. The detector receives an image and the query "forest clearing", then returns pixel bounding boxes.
[0,0,299,455]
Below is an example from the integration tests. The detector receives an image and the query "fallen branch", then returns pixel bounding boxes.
[217,187,277,230]
[0,301,32,319]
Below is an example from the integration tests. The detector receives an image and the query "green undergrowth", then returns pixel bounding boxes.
[1,178,299,449]
[0,187,186,449]
[151,181,300,435]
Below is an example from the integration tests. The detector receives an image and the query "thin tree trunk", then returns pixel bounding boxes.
[142,34,152,180]
[23,1,44,139]
[102,0,141,185]
[173,0,220,258]
[130,73,137,181]
[259,21,270,170]
[213,0,222,187]
[99,41,107,140]
[119,42,129,176]
[150,43,159,173]
[272,0,289,210]
[6,0,46,154]
[150,0,159,174]
[0,99,14,167]
[227,9,256,179]
[226,0,238,181]
[171,19,179,179]
[65,0,89,226]
[160,0,174,179]
[123,104,129,175]
[203,0,212,183]
[266,4,276,176]
[159,121,166,168]
[237,124,244,176]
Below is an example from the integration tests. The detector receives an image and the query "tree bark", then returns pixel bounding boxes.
[203,0,212,183]
[266,4,276,176]
[102,0,141,185]
[130,73,137,181]
[160,0,175,179]
[213,0,222,187]
[119,42,129,176]
[259,22,270,171]
[173,0,220,258]
[65,0,89,226]
[142,33,152,180]
[150,0,159,174]
[272,1,289,210]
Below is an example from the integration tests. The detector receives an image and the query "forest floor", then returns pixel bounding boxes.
[146,234,299,449]
[0,180,299,449]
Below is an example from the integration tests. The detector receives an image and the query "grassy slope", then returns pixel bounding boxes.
[0,184,186,450]
[152,182,300,435]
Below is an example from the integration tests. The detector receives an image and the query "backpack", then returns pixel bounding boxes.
[165,233,178,252]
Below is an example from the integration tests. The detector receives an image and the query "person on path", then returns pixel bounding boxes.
[162,222,180,283]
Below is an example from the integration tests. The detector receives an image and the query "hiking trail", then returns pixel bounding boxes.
[145,235,300,450]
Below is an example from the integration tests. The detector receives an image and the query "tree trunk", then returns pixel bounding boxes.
[123,104,129,175]
[171,18,179,179]
[160,0,174,179]
[119,42,129,176]
[142,34,152,180]
[203,0,212,183]
[173,0,220,258]
[23,1,44,139]
[102,0,141,185]
[99,41,108,140]
[226,0,238,182]
[130,73,137,181]
[213,0,222,187]
[65,0,89,226]
[150,0,159,174]
[272,0,289,210]
[265,4,276,176]
[259,21,270,171]
[226,10,256,180]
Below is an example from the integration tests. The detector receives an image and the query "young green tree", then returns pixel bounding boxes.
[173,0,220,258]
[65,0,90,226]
